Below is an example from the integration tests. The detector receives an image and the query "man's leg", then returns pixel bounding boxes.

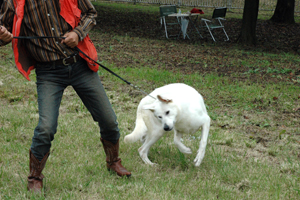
[71,59,131,177]
[28,63,68,192]
[71,59,119,142]
[31,63,68,160]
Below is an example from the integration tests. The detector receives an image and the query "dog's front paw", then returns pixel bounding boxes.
[139,149,156,165]
[141,156,156,165]
[194,151,205,166]
[181,147,192,154]
[177,145,192,154]
[194,157,203,167]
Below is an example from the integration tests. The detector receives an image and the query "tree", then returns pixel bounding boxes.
[270,0,295,24]
[237,0,259,45]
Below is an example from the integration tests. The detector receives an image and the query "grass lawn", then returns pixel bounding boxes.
[0,1,299,200]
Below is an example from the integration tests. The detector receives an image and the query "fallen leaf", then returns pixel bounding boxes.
[293,107,300,112]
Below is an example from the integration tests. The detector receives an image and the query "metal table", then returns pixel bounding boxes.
[168,13,203,39]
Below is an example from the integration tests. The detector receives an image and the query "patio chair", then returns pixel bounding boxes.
[159,5,180,39]
[201,7,229,42]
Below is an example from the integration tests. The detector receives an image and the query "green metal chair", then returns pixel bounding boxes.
[159,5,180,39]
[201,7,229,42]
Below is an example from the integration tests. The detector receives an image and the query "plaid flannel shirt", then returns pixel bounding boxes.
[0,0,97,62]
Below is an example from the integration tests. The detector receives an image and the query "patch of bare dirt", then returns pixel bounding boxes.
[94,5,300,52]
[94,5,300,85]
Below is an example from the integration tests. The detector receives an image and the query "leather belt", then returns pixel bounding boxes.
[40,54,81,66]
[56,54,80,66]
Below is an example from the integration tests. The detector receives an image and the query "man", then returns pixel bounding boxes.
[0,0,131,193]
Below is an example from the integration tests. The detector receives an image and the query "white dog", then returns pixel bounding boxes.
[124,83,210,166]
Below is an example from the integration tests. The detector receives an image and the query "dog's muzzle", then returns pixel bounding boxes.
[164,124,173,131]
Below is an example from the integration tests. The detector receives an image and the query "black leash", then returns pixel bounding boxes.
[74,47,156,99]
[13,36,64,39]
[12,35,156,99]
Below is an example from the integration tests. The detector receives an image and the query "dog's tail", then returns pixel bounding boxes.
[124,105,147,143]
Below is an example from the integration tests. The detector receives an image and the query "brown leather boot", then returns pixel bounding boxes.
[27,149,50,193]
[100,138,131,177]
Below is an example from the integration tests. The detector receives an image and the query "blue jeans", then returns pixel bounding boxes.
[30,58,120,160]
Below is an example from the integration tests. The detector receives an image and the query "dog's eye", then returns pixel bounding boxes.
[158,116,162,119]
[166,111,170,115]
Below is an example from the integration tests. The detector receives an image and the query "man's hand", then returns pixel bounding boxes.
[61,32,79,48]
[0,26,13,43]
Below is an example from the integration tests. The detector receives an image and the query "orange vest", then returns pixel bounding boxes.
[12,0,99,81]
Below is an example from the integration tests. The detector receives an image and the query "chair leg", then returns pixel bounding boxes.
[209,30,216,42]
[160,18,162,28]
[205,23,216,42]
[163,17,169,39]
[222,28,229,41]
[202,21,216,42]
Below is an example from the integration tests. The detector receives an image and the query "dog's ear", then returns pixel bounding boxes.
[157,95,172,104]
[142,104,155,112]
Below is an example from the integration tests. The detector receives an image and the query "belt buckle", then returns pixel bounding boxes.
[62,55,77,66]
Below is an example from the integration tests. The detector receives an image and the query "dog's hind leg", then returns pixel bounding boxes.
[138,130,164,165]
[174,130,192,154]
[194,115,211,166]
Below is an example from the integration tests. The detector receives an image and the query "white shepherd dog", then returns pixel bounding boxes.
[124,83,211,166]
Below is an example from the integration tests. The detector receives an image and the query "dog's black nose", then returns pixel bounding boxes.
[164,124,171,131]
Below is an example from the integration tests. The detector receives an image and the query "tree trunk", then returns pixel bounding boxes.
[237,0,259,45]
[270,0,295,24]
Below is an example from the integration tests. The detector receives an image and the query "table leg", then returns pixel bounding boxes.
[188,16,203,39]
